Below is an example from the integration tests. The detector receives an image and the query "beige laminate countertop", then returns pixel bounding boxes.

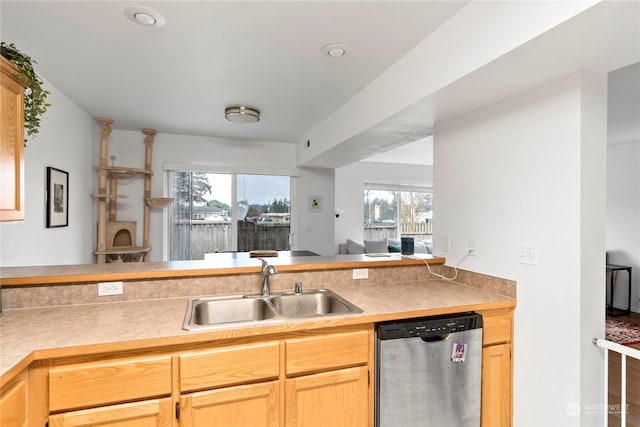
[0,253,446,286]
[0,278,515,386]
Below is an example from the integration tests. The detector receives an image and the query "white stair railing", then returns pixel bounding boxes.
[593,338,640,426]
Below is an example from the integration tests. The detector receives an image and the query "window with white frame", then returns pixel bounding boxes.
[168,171,291,260]
[363,183,432,244]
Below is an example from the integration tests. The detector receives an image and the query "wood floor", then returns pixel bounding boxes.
[607,311,640,427]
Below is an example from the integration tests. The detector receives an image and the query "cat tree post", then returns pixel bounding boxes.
[95,118,113,264]
[141,128,156,261]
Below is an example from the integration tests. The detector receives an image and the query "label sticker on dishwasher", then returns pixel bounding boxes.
[451,343,467,362]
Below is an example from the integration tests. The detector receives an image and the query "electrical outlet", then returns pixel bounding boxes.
[98,281,123,296]
[353,268,369,280]
[518,244,538,265]
[439,236,451,252]
[468,239,478,256]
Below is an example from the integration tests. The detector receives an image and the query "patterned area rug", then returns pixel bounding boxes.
[606,317,640,346]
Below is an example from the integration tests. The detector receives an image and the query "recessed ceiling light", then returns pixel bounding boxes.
[321,43,350,58]
[134,13,156,26]
[225,106,260,123]
[124,6,165,28]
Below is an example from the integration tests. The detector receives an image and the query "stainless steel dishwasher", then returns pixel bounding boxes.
[376,312,483,427]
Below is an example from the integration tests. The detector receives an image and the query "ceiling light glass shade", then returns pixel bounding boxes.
[124,6,166,28]
[134,13,156,26]
[225,106,260,123]
[321,43,349,57]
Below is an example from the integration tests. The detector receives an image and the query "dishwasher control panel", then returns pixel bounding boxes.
[377,312,482,339]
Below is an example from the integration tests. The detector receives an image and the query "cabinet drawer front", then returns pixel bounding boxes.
[285,330,369,376]
[483,313,512,346]
[180,341,280,392]
[49,397,172,427]
[49,356,172,412]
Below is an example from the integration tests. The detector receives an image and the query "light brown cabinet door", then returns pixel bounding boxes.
[0,57,26,222]
[481,343,512,427]
[0,374,27,427]
[48,398,172,427]
[179,380,279,427]
[285,366,368,427]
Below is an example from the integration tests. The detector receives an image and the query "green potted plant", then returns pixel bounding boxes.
[1,42,51,146]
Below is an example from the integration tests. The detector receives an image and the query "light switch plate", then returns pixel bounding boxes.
[518,243,538,265]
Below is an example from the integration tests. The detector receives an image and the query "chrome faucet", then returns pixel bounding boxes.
[259,258,277,297]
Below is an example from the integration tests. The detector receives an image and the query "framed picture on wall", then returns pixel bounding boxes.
[46,167,69,228]
[309,195,322,213]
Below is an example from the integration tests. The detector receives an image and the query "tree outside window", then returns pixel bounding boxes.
[364,185,432,242]
[400,191,432,233]
[169,171,291,260]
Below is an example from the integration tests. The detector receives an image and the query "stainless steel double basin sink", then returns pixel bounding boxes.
[183,289,363,331]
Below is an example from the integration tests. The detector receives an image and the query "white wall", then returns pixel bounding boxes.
[607,141,640,311]
[0,77,94,267]
[293,167,335,255]
[434,71,606,426]
[334,161,432,251]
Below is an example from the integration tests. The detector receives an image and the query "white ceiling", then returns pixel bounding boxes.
[0,1,468,143]
[2,1,637,169]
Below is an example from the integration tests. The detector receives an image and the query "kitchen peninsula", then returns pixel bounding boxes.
[0,254,516,426]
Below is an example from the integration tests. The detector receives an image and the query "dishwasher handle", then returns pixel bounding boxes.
[421,334,450,342]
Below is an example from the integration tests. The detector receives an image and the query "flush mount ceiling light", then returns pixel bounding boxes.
[124,6,166,28]
[225,106,260,123]
[321,43,350,58]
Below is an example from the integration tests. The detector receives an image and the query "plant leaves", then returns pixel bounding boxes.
[1,42,51,147]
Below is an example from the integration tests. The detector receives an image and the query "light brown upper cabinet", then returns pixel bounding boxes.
[0,56,27,222]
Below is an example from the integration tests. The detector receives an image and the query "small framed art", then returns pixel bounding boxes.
[309,195,322,213]
[46,167,69,228]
